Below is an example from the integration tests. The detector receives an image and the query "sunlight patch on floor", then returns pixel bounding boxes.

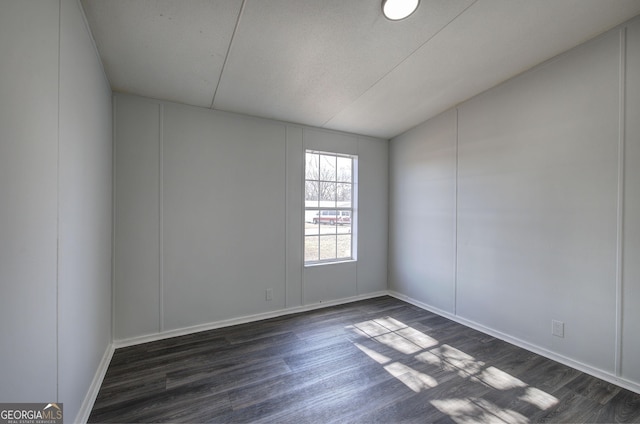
[346,315,559,422]
[354,341,438,392]
[396,326,439,349]
[376,332,423,354]
[384,362,438,392]
[353,342,391,365]
[431,397,529,424]
[352,320,392,337]
[474,366,527,391]
[373,316,407,331]
[518,387,559,410]
[417,344,486,379]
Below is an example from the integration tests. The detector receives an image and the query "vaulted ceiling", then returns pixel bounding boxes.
[81,0,640,139]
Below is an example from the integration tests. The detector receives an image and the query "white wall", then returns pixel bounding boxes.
[355,135,389,295]
[0,0,60,404]
[162,104,286,330]
[457,29,619,371]
[389,18,640,391]
[622,18,640,383]
[113,94,388,341]
[58,0,113,420]
[0,1,112,421]
[113,96,161,339]
[389,109,457,314]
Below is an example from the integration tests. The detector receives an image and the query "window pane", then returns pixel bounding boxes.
[319,182,336,207]
[337,156,352,182]
[306,209,318,224]
[304,150,356,265]
[337,221,351,235]
[305,181,319,208]
[320,155,336,181]
[305,236,319,262]
[306,152,319,180]
[319,211,337,234]
[305,213,320,235]
[319,235,337,261]
[337,235,351,259]
[337,183,351,207]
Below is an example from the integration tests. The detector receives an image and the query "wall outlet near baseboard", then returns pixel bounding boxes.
[266,288,273,301]
[552,320,564,338]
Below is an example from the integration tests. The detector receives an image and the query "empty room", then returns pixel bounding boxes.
[2,0,640,422]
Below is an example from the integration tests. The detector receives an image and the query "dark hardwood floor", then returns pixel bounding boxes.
[89,296,640,423]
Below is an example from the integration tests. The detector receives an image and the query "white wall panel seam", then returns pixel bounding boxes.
[300,128,305,306]
[453,107,459,316]
[159,103,164,333]
[386,137,391,292]
[615,26,627,377]
[299,127,304,307]
[284,125,288,308]
[111,94,117,344]
[301,128,306,305]
[355,138,360,295]
[56,0,62,402]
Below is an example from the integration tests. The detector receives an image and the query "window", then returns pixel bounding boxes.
[304,150,357,264]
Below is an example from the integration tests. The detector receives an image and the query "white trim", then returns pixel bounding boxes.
[56,0,62,401]
[303,149,357,265]
[113,291,388,348]
[284,125,289,308]
[74,343,115,424]
[388,290,640,395]
[453,107,459,315]
[302,128,308,304]
[86,289,640,422]
[158,103,164,333]
[304,258,357,268]
[615,25,627,377]
[111,287,640,394]
[111,96,117,349]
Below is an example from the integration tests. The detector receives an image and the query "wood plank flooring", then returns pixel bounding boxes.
[89,296,640,423]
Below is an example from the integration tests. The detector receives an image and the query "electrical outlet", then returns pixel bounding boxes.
[552,320,564,338]
[266,288,273,301]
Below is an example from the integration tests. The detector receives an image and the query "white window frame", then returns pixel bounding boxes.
[304,150,357,265]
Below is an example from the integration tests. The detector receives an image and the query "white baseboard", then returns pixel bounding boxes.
[113,291,389,348]
[388,290,640,395]
[75,342,115,424]
[75,291,386,422]
[82,289,639,424]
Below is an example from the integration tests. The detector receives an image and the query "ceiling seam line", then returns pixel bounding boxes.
[319,0,479,129]
[210,0,247,109]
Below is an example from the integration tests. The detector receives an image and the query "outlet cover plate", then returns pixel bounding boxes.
[552,320,564,338]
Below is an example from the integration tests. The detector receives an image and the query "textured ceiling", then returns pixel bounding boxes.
[81,0,640,139]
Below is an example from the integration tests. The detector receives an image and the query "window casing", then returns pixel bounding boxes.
[304,150,357,264]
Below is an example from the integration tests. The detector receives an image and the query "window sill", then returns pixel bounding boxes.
[304,259,357,268]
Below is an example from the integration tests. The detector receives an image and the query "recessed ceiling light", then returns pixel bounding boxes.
[382,0,419,21]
